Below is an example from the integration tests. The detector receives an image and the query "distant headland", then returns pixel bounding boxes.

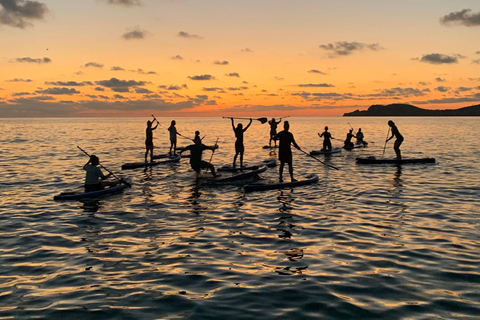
[343,103,480,116]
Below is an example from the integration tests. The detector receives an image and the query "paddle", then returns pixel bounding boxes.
[383,127,390,156]
[151,114,161,126]
[177,132,194,141]
[77,146,132,188]
[279,116,290,120]
[298,148,339,170]
[205,137,219,173]
[222,117,268,124]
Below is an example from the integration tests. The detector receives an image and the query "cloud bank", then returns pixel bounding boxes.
[440,9,480,27]
[319,41,383,57]
[0,0,49,28]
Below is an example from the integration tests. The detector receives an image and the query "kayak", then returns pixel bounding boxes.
[356,157,436,164]
[343,143,367,150]
[205,165,267,184]
[217,158,276,172]
[122,155,180,170]
[244,174,319,192]
[310,147,342,155]
[54,179,131,201]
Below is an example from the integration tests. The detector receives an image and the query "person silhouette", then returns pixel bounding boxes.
[268,118,282,147]
[180,137,219,179]
[343,129,355,149]
[83,155,118,192]
[276,121,301,182]
[318,126,334,151]
[231,118,252,167]
[356,128,365,145]
[145,119,159,162]
[386,120,404,159]
[168,120,180,156]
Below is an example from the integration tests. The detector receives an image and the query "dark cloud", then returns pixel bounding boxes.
[159,84,187,90]
[104,0,141,6]
[319,41,383,57]
[435,86,451,92]
[225,73,240,77]
[35,87,80,95]
[188,74,215,81]
[95,78,147,93]
[412,93,480,105]
[45,81,93,86]
[298,83,334,88]
[136,68,157,75]
[122,28,146,40]
[13,57,51,63]
[416,53,460,64]
[12,91,31,96]
[111,66,126,71]
[177,31,203,39]
[135,88,153,94]
[308,69,327,75]
[227,87,248,91]
[367,87,426,97]
[440,9,480,27]
[0,0,49,28]
[202,87,223,92]
[435,77,446,82]
[84,62,104,68]
[6,78,32,82]
[171,55,183,60]
[213,60,229,65]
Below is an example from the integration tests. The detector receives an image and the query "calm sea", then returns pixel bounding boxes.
[0,117,479,320]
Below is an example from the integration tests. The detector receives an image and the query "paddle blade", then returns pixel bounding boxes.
[120,178,132,188]
[257,117,268,124]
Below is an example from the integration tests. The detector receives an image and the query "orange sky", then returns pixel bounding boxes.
[1,0,480,117]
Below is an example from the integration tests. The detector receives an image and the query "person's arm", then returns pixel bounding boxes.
[292,135,301,150]
[231,118,235,131]
[152,123,159,130]
[277,120,282,125]
[243,119,253,132]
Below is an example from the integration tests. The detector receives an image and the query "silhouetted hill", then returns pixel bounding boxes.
[343,103,480,116]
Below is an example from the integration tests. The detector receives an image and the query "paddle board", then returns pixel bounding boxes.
[122,155,180,170]
[54,179,131,200]
[244,174,319,192]
[356,157,435,164]
[310,147,342,155]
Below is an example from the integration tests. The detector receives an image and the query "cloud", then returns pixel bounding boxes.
[159,84,188,90]
[412,93,480,105]
[225,73,240,77]
[319,41,383,57]
[440,9,480,27]
[472,59,480,64]
[297,83,334,88]
[308,69,327,75]
[435,77,446,82]
[104,0,141,6]
[13,57,51,63]
[35,87,80,95]
[95,78,147,92]
[135,88,153,94]
[202,87,224,92]
[227,87,248,91]
[188,74,215,81]
[122,28,147,40]
[415,53,460,64]
[6,78,32,82]
[434,86,451,93]
[111,66,126,71]
[0,0,49,28]
[213,60,229,65]
[171,55,183,60]
[45,81,93,86]
[83,62,104,68]
[177,31,203,39]
[241,48,254,53]
[136,68,157,75]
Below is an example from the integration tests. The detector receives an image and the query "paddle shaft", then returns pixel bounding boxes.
[77,146,131,187]
[299,149,339,170]
[383,127,390,156]
[151,115,161,126]
[206,137,219,173]
[222,116,268,124]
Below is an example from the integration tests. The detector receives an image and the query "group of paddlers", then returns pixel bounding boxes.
[82,118,403,192]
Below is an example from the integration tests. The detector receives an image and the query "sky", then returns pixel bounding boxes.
[1,0,480,117]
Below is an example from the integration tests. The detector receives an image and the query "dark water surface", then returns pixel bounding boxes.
[0,117,479,319]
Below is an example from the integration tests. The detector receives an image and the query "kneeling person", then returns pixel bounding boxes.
[180,139,219,178]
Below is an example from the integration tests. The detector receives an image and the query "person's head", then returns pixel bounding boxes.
[358,128,362,132]
[147,120,152,127]
[324,126,328,131]
[90,155,99,165]
[388,120,394,127]
[195,130,200,136]
[284,121,290,131]
[349,129,353,133]
[271,118,275,121]
[171,120,176,126]
[237,123,243,129]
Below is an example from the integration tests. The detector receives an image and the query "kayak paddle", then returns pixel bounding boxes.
[77,146,132,188]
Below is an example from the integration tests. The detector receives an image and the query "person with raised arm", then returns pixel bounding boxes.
[180,137,219,179]
[231,118,252,167]
[276,121,301,182]
[145,119,159,162]
[268,118,282,147]
[343,129,356,149]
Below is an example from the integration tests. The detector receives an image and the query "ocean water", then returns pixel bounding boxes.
[0,116,479,320]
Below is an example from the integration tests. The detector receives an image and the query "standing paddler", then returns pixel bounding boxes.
[231,118,252,167]
[386,120,404,159]
[145,118,159,162]
[318,126,334,151]
[276,121,301,182]
[268,118,282,147]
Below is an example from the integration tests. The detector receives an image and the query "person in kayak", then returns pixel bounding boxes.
[145,119,159,162]
[231,118,252,167]
[386,120,404,159]
[83,155,118,192]
[180,138,219,178]
[268,118,282,147]
[318,126,334,151]
[343,129,355,149]
[168,120,180,156]
[276,121,301,182]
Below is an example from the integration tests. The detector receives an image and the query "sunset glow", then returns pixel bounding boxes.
[1,0,480,117]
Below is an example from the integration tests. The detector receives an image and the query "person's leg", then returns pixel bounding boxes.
[173,140,177,155]
[240,151,244,167]
[288,155,295,181]
[150,145,154,161]
[233,152,238,166]
[279,161,285,182]
[394,139,402,159]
